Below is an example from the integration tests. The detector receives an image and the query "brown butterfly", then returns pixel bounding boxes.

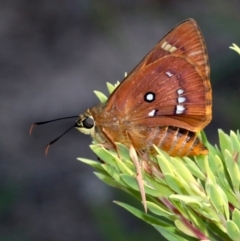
[31,19,212,157]
[75,18,212,157]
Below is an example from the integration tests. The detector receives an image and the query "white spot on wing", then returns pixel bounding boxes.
[188,50,202,57]
[177,89,184,95]
[161,41,167,49]
[166,71,173,77]
[146,93,154,101]
[161,41,177,53]
[178,96,186,103]
[169,46,177,53]
[176,105,185,114]
[148,110,156,117]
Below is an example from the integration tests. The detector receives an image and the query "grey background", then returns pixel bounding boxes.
[1,1,240,241]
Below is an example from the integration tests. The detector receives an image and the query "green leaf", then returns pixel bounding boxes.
[94,172,121,188]
[219,129,233,154]
[170,158,196,183]
[216,185,230,220]
[204,155,216,185]
[144,175,173,197]
[174,220,198,239]
[213,155,229,189]
[170,158,202,196]
[93,90,108,103]
[164,174,188,194]
[224,149,240,192]
[115,201,172,226]
[169,195,204,209]
[90,145,134,175]
[232,208,240,230]
[106,81,119,94]
[120,174,164,197]
[77,157,103,171]
[229,43,240,55]
[147,201,173,218]
[155,152,175,176]
[230,130,240,152]
[182,157,206,180]
[153,225,193,241]
[206,182,229,221]
[106,82,115,94]
[226,220,240,241]
[115,201,193,241]
[102,165,124,184]
[193,154,206,174]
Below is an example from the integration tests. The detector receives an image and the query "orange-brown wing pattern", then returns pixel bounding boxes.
[105,19,212,132]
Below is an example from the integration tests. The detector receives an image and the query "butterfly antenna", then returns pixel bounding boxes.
[45,123,76,155]
[29,116,78,135]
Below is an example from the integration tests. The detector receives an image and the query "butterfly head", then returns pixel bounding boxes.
[75,112,95,136]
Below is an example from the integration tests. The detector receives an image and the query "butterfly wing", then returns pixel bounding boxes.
[121,18,209,81]
[106,19,212,132]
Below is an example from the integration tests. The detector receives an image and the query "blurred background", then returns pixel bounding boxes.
[1,1,240,240]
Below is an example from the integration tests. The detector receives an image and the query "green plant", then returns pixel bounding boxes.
[230,43,240,55]
[78,82,240,241]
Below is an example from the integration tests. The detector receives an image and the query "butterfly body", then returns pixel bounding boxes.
[76,19,212,157]
[82,105,207,157]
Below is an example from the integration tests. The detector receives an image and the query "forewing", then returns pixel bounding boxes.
[105,19,212,132]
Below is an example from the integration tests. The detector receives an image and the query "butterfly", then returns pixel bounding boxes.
[31,19,211,157]
[30,19,212,212]
[75,18,212,157]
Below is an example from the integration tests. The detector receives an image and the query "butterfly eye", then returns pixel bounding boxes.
[82,117,95,129]
[75,115,95,136]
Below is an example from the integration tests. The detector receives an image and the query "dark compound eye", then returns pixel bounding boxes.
[82,117,94,129]
[144,92,155,102]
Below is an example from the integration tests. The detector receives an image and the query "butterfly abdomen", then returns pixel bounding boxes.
[147,126,208,156]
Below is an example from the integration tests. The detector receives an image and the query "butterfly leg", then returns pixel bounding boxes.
[101,127,121,158]
[129,144,147,212]
[126,131,148,212]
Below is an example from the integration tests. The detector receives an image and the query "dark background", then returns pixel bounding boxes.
[1,1,240,241]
